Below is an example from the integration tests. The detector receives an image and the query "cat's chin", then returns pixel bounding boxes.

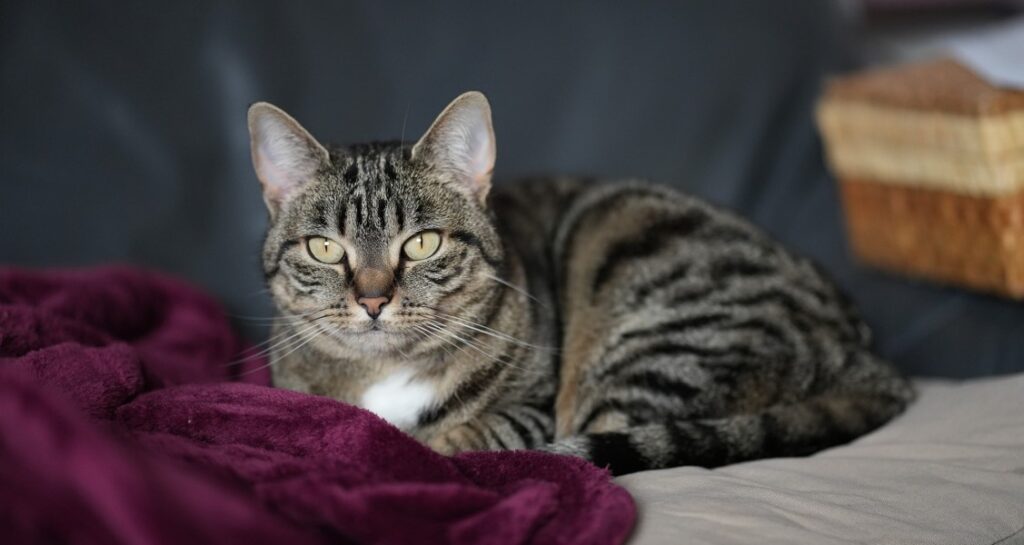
[347,330,396,354]
[314,324,417,358]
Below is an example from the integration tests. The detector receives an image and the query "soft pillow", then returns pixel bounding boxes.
[618,373,1024,545]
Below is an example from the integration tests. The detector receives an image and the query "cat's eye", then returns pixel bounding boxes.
[402,231,442,261]
[307,236,345,264]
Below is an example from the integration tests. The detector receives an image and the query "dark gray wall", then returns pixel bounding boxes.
[3,1,1022,377]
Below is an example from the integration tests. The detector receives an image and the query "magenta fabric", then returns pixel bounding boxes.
[0,266,635,545]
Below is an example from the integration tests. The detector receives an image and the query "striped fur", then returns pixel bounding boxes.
[252,94,914,476]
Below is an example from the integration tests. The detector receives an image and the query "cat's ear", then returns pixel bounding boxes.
[248,102,330,215]
[412,91,496,204]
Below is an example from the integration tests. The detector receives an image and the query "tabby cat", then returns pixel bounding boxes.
[248,91,913,475]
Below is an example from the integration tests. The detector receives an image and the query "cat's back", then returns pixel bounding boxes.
[492,177,770,257]
[491,177,868,346]
[489,176,589,255]
[491,176,812,282]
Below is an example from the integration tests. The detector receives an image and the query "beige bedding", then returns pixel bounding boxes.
[618,373,1024,545]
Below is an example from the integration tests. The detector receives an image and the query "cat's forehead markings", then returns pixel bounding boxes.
[341,161,360,185]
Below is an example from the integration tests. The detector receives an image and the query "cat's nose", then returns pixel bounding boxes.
[357,296,390,319]
[353,268,395,319]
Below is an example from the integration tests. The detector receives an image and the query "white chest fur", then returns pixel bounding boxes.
[359,369,437,430]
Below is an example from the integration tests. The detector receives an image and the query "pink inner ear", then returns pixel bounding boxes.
[467,125,495,183]
[412,93,497,200]
[255,143,297,202]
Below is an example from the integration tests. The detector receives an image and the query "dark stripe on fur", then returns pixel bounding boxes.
[485,420,510,449]
[621,370,703,398]
[579,398,661,431]
[449,230,502,268]
[618,312,732,342]
[591,209,709,298]
[665,285,717,306]
[394,201,405,232]
[343,162,359,185]
[520,407,554,441]
[709,258,776,281]
[497,411,534,448]
[353,194,363,226]
[376,198,387,228]
[311,202,329,229]
[598,340,756,380]
[634,262,692,301]
[724,317,793,350]
[265,240,300,278]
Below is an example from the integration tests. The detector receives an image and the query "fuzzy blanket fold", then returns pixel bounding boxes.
[0,266,635,545]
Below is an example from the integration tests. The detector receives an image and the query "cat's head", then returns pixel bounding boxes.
[249,92,504,358]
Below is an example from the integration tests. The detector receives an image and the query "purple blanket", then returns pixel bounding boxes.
[0,266,635,545]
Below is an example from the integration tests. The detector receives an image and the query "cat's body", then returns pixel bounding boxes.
[251,93,913,475]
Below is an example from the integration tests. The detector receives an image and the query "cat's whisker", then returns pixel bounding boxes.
[434,315,556,353]
[236,321,325,378]
[414,324,471,407]
[409,322,450,352]
[233,315,304,324]
[410,323,479,375]
[409,323,458,362]
[385,325,419,361]
[231,310,337,352]
[482,273,549,309]
[225,311,339,367]
[419,319,536,370]
[230,323,314,362]
[409,323,474,409]
[238,286,273,298]
[309,319,419,362]
[420,321,530,373]
[420,305,515,339]
[225,322,322,368]
[428,311,519,340]
[230,307,336,324]
[311,321,347,344]
[400,101,411,147]
[427,310,557,352]
[415,321,474,360]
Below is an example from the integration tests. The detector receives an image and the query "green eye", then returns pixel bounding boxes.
[402,230,442,261]
[307,236,345,264]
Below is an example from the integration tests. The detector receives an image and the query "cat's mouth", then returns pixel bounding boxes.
[312,321,413,355]
[316,319,425,351]
[355,320,407,336]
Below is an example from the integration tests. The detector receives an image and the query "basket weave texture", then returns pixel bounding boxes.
[840,178,1024,298]
[817,58,1024,299]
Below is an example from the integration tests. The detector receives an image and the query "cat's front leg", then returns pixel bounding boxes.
[428,423,488,455]
[426,407,553,455]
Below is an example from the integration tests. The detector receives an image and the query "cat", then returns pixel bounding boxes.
[248,91,914,475]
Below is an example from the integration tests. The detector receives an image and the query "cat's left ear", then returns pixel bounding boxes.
[412,91,496,204]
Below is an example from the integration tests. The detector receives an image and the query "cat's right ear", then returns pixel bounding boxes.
[248,102,330,216]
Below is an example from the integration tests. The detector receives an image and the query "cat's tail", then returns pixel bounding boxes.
[544,356,915,476]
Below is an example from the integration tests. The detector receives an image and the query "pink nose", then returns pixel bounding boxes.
[357,296,390,319]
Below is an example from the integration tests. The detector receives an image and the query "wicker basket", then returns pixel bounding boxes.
[840,178,1024,297]
[817,59,1024,299]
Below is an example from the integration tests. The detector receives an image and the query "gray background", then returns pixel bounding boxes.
[2,1,1022,377]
